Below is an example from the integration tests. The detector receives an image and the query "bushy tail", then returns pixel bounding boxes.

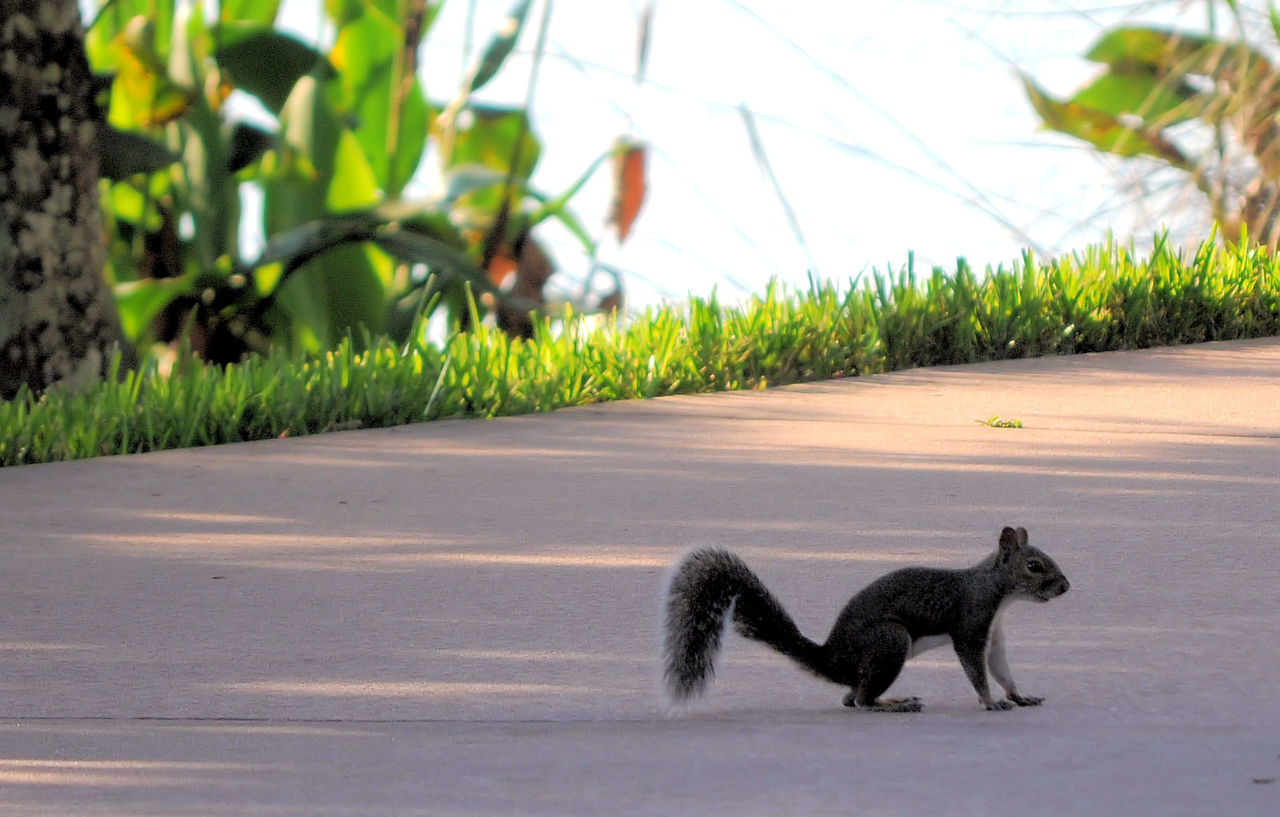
[661,548,829,702]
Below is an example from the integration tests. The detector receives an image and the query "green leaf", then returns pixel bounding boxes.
[325,0,366,26]
[526,148,609,227]
[246,215,378,277]
[328,130,383,211]
[327,11,394,123]
[373,228,482,278]
[439,165,507,207]
[86,2,176,73]
[1021,73,1183,162]
[524,178,603,255]
[1086,25,1266,81]
[273,244,389,351]
[1069,72,1200,127]
[216,24,334,113]
[387,82,432,194]
[226,122,274,174]
[446,105,541,214]
[105,15,194,129]
[114,275,196,340]
[367,203,470,254]
[167,0,206,94]
[521,144,621,254]
[277,75,338,180]
[468,0,534,94]
[98,126,181,180]
[545,202,596,256]
[264,81,388,352]
[248,217,391,352]
[327,7,430,196]
[107,181,165,230]
[1086,27,1215,69]
[219,0,282,25]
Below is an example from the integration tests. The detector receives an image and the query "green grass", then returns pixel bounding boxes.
[3,235,1279,467]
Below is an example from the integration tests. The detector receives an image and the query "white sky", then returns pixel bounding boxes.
[126,1,1254,307]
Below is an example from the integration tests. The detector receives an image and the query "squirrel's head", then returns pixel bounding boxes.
[997,526,1070,602]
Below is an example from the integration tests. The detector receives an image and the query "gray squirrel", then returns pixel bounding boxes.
[662,526,1069,711]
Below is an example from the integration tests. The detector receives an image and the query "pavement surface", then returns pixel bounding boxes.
[1,337,1279,816]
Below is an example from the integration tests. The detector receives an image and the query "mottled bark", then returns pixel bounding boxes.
[0,0,132,400]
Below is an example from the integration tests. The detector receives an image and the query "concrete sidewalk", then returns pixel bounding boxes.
[1,338,1278,815]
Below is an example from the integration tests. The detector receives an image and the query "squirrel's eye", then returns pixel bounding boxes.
[1026,560,1044,573]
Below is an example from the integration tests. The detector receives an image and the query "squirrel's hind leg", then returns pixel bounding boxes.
[839,622,921,712]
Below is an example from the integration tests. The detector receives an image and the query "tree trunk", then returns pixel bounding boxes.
[0,0,133,400]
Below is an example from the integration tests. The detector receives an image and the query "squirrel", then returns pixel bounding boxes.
[661,526,1069,712]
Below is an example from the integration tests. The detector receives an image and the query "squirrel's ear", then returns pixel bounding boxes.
[1015,527,1029,548]
[998,527,1019,554]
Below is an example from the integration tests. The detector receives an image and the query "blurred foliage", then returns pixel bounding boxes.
[85,0,647,362]
[1022,2,1280,250]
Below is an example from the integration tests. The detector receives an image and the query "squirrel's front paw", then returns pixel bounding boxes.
[1008,693,1044,707]
[984,699,1015,711]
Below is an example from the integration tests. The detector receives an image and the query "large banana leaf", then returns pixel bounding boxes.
[263,76,388,352]
[328,5,431,197]
[216,24,333,114]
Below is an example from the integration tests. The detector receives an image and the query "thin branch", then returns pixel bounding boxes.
[720,0,1033,249]
[739,104,820,277]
